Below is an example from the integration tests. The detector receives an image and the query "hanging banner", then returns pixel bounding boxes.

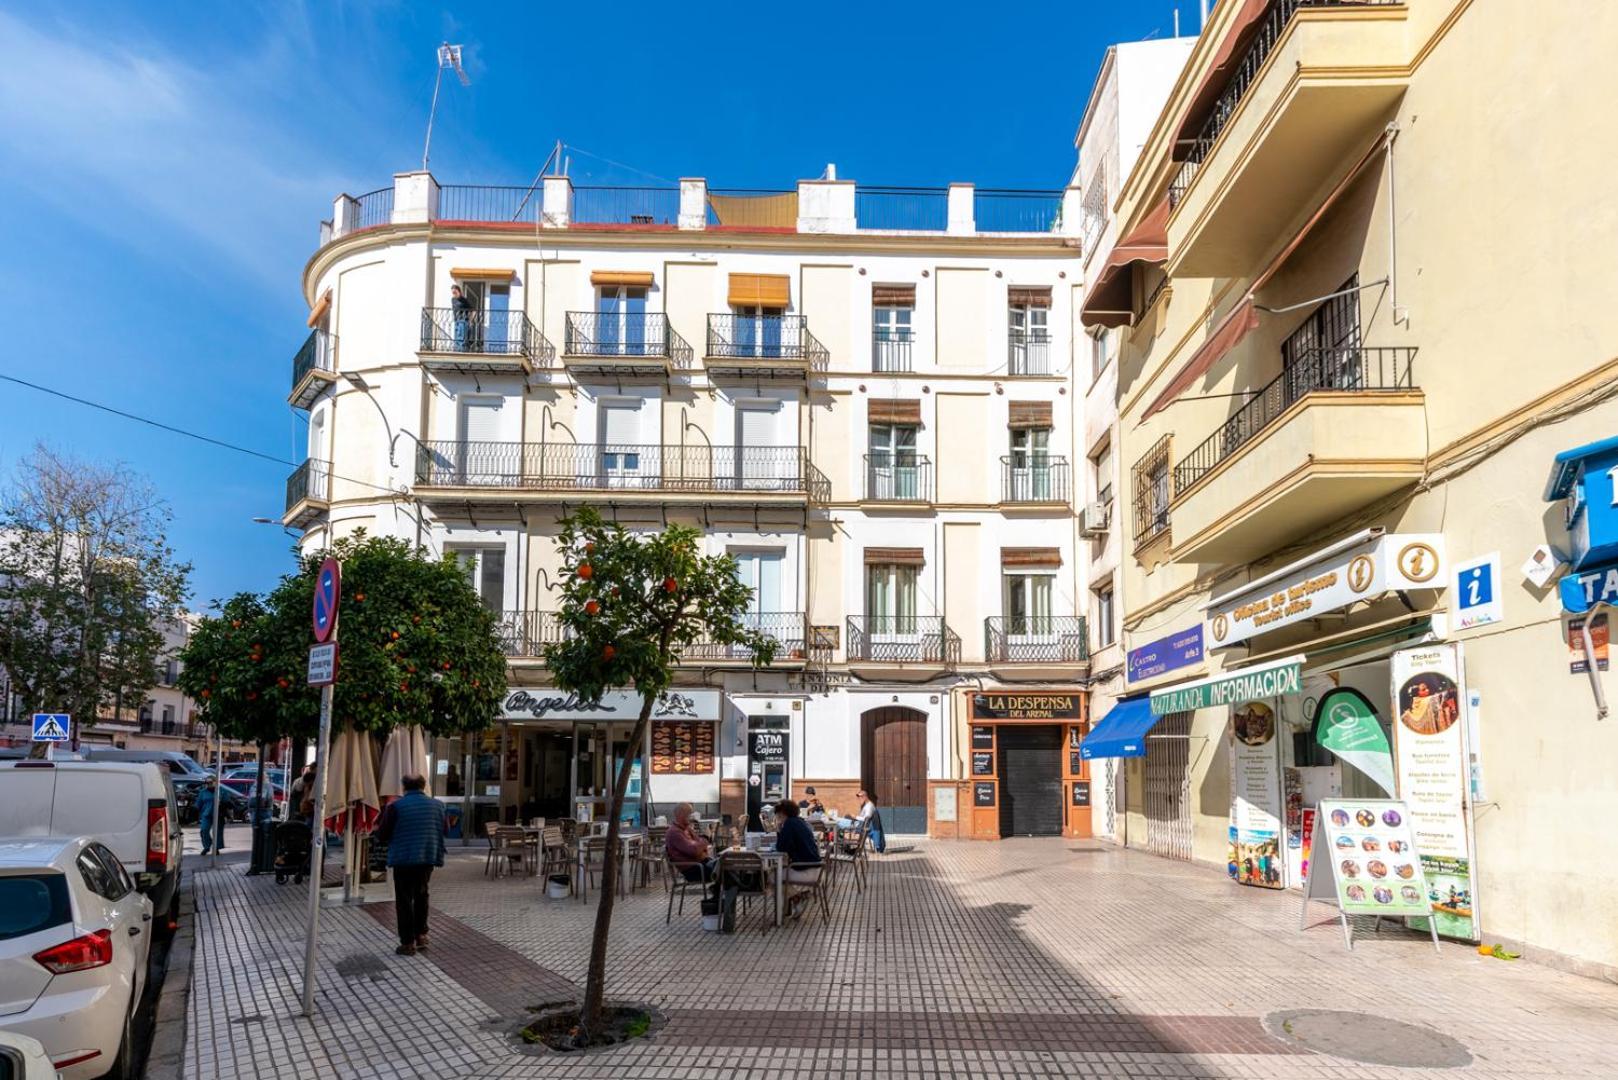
[1227,701,1284,889]
[1390,643,1479,940]
[1314,688,1396,796]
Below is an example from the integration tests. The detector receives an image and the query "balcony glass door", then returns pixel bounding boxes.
[869,424,918,500]
[732,550,784,655]
[457,397,502,485]
[1005,573,1054,644]
[598,401,644,488]
[1009,427,1051,501]
[734,305,784,358]
[484,284,510,351]
[598,287,648,355]
[873,306,912,372]
[866,564,919,655]
[1009,305,1049,374]
[736,403,778,491]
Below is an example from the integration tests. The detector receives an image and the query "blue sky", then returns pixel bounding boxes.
[0,1,1186,608]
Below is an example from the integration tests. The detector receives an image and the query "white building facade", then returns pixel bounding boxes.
[290,172,1093,838]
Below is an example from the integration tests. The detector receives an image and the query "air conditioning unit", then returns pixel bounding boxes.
[1079,502,1110,537]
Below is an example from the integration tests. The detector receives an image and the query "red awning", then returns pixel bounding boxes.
[1172,0,1273,161]
[1141,131,1393,419]
[1080,198,1171,329]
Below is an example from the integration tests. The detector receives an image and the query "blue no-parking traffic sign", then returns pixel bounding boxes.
[312,557,341,643]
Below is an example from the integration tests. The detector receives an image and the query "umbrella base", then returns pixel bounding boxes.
[318,881,393,908]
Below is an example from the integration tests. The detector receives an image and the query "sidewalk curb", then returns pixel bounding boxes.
[143,880,196,1080]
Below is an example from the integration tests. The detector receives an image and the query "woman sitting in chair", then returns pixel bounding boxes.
[773,799,821,911]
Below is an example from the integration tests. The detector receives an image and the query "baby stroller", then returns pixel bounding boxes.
[273,821,312,885]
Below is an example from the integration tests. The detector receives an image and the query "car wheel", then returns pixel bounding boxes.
[99,1002,136,1080]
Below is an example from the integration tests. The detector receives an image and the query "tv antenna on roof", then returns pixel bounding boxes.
[422,42,470,171]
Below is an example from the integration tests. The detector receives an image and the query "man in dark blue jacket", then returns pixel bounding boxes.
[375,774,446,955]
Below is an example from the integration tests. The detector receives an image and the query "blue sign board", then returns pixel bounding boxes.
[31,713,70,742]
[1127,625,1204,683]
[1558,563,1618,614]
[1545,435,1618,571]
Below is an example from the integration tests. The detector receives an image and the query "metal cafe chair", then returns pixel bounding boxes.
[665,856,712,924]
[715,850,770,931]
[827,821,869,893]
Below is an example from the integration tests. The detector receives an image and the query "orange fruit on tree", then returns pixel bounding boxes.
[584,600,600,616]
[577,563,594,580]
[390,631,400,640]
[602,644,617,661]
[442,661,452,670]
[585,542,595,554]
[200,689,211,699]
[663,577,678,593]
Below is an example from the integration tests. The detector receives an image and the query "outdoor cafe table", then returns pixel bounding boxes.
[573,832,642,902]
[719,848,788,928]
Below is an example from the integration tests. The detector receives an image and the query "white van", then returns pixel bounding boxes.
[0,761,182,930]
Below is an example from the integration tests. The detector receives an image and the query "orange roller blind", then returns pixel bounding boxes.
[450,268,516,280]
[1001,547,1062,568]
[864,547,925,566]
[591,270,655,287]
[307,289,332,328]
[728,273,790,307]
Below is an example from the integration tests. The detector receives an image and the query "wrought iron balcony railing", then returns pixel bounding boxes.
[985,616,1090,664]
[563,312,693,366]
[873,328,914,372]
[1008,330,1051,375]
[285,459,330,513]
[496,610,566,658]
[498,609,806,663]
[705,314,828,366]
[863,452,933,503]
[1000,456,1071,505]
[845,616,961,664]
[420,307,552,363]
[1173,345,1418,495]
[291,329,336,390]
[416,441,827,499]
[1168,0,1400,208]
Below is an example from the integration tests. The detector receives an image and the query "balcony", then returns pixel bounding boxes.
[283,459,330,528]
[845,616,960,668]
[1000,456,1071,507]
[1169,345,1423,564]
[562,312,694,377]
[984,616,1090,666]
[499,609,807,665]
[1167,0,1409,277]
[1008,330,1051,376]
[863,452,934,505]
[704,314,828,379]
[872,329,914,373]
[288,329,337,408]
[419,308,553,375]
[414,441,828,504]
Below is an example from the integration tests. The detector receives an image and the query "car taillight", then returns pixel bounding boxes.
[147,803,169,871]
[34,929,113,974]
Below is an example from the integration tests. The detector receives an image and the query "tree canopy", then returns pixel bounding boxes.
[179,532,507,744]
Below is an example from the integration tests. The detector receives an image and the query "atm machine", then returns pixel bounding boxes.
[746,720,789,831]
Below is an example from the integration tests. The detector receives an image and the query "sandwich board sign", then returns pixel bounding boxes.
[1299,798,1440,954]
[31,713,71,742]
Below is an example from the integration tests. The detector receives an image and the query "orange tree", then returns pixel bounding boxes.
[543,508,777,1042]
[179,533,507,745]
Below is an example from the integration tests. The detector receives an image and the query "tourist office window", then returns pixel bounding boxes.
[1004,572,1054,635]
[447,546,505,614]
[866,563,919,636]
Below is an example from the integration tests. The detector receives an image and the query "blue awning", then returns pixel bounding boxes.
[1080,696,1159,760]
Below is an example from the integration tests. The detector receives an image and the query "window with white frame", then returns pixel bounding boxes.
[1092,440,1113,506]
[1004,571,1054,635]
[865,563,918,635]
[872,304,914,372]
[1081,162,1109,258]
[1090,327,1111,380]
[596,285,649,354]
[1093,581,1116,649]
[446,546,506,614]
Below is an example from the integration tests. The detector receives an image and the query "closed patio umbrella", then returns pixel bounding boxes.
[378,724,432,803]
[323,727,381,896]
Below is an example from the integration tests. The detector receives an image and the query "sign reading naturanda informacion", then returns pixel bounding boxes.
[1149,658,1302,716]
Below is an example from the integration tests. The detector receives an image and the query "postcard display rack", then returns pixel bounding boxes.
[1300,798,1441,954]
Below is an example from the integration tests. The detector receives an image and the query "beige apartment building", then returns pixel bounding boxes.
[1086,0,1618,976]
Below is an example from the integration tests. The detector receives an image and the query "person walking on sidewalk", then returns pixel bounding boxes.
[196,782,225,855]
[375,774,446,956]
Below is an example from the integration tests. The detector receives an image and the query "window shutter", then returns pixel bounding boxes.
[1007,401,1053,429]
[1001,547,1062,568]
[461,399,502,442]
[869,398,922,425]
[591,270,655,287]
[1008,286,1053,308]
[872,283,916,307]
[601,402,641,445]
[728,273,790,307]
[864,547,925,566]
[737,406,776,447]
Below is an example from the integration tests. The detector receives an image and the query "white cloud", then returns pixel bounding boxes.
[0,9,351,286]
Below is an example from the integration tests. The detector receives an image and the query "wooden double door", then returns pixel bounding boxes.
[861,707,928,835]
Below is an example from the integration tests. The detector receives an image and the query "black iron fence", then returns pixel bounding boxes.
[1173,345,1418,495]
[864,452,933,502]
[855,187,949,231]
[974,189,1063,233]
[845,616,961,664]
[497,610,806,662]
[1169,0,1399,208]
[420,307,552,362]
[285,459,330,512]
[438,185,543,223]
[415,441,825,497]
[563,312,693,366]
[706,314,828,366]
[984,616,1090,663]
[495,611,566,657]
[872,328,914,372]
[353,187,393,229]
[1000,455,1071,504]
[1008,330,1051,375]
[1132,435,1174,549]
[291,329,336,387]
[573,186,681,226]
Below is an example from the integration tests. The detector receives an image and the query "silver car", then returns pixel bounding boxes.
[0,837,153,1079]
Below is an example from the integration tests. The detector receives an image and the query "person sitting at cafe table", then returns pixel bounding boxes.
[665,802,716,886]
[796,786,825,816]
[774,800,821,885]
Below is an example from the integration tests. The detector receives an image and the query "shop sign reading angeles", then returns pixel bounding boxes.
[1205,533,1445,649]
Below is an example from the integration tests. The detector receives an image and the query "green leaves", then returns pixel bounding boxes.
[542,508,778,704]
[179,532,507,742]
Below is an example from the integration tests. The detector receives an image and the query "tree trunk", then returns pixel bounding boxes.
[578,689,655,1040]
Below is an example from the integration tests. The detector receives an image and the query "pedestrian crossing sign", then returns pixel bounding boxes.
[31,713,71,742]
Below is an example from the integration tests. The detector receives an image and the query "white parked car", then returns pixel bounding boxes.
[0,760,182,931]
[0,1031,58,1079]
[0,837,153,1079]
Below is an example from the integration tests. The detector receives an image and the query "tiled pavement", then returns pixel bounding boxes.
[184,838,1618,1079]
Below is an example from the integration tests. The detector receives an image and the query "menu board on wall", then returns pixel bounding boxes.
[973,782,995,806]
[1315,798,1432,918]
[1227,700,1284,889]
[1391,643,1479,940]
[1071,781,1090,807]
[971,726,994,749]
[651,721,715,774]
[971,751,993,775]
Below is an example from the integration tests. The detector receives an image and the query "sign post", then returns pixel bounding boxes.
[301,557,340,1018]
[31,713,70,762]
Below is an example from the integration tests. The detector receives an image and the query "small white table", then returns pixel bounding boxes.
[719,848,787,928]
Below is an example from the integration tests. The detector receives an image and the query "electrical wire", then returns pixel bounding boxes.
[563,144,678,186]
[0,373,407,500]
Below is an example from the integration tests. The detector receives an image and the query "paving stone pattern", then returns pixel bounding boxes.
[185,838,1618,1079]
